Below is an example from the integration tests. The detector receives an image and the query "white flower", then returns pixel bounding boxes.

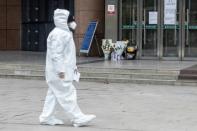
[102,39,113,51]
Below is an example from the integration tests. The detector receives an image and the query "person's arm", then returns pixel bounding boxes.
[50,35,67,78]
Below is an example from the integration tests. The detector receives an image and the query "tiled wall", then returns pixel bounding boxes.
[0,0,21,50]
[75,0,105,56]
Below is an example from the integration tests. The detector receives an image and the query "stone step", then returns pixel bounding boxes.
[0,69,44,76]
[0,72,196,86]
[80,77,176,85]
[80,72,178,80]
[0,73,196,86]
[78,67,179,75]
[0,64,44,70]
[81,77,197,86]
[0,64,179,75]
[0,68,178,81]
[0,63,195,86]
[0,73,44,80]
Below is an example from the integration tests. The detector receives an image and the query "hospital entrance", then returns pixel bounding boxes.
[120,0,197,60]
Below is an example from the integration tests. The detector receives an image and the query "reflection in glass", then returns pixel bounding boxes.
[122,0,137,46]
[185,0,197,57]
[142,0,158,57]
[163,0,179,57]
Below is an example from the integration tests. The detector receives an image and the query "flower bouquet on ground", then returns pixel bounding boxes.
[111,40,129,61]
[101,39,113,60]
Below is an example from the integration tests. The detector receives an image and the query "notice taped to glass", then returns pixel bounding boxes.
[164,0,177,25]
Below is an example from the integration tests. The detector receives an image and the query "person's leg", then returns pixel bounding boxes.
[39,87,64,125]
[48,80,83,119]
[48,80,96,126]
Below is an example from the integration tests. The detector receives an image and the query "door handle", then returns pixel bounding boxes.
[186,9,189,46]
[143,9,146,45]
[174,10,177,46]
[132,8,135,44]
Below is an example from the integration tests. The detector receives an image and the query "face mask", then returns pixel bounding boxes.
[68,21,77,30]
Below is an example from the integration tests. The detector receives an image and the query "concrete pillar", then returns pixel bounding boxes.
[105,0,118,43]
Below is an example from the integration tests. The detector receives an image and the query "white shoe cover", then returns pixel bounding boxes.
[40,117,64,126]
[72,114,96,127]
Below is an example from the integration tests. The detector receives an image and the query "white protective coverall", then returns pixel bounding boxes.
[39,9,95,127]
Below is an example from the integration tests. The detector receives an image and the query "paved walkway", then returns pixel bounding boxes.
[0,78,197,131]
[0,51,103,65]
[79,60,197,71]
[0,51,197,71]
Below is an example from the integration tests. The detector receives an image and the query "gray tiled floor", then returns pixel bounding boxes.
[79,60,197,70]
[0,51,196,71]
[0,51,103,65]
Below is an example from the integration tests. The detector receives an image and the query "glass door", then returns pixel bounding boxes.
[141,0,159,57]
[120,0,138,46]
[161,0,181,58]
[183,0,197,58]
[120,0,197,60]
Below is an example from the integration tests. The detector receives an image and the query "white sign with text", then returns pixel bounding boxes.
[149,11,158,24]
[164,0,177,25]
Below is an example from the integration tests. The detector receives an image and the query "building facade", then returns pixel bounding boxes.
[1,0,197,60]
[105,0,197,60]
[0,0,21,50]
[0,0,104,56]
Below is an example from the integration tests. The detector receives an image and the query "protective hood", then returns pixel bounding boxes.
[53,9,70,30]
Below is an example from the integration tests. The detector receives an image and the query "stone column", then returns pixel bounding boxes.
[105,0,118,43]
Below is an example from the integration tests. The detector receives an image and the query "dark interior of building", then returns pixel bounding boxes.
[22,0,74,51]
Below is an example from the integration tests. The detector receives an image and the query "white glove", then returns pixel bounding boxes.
[73,67,80,82]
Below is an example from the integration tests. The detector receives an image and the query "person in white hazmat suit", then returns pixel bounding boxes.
[39,9,96,127]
